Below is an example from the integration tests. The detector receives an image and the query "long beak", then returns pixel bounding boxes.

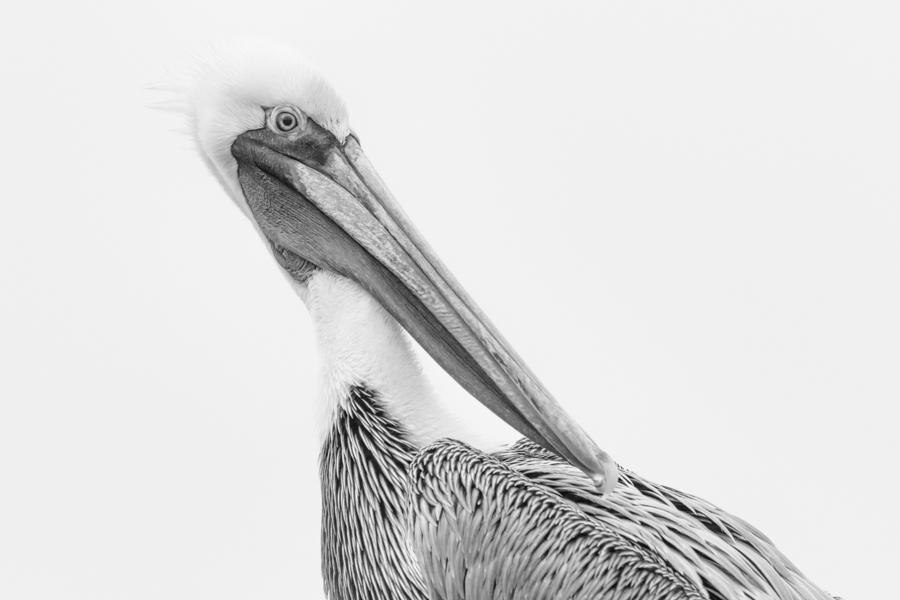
[231,121,617,493]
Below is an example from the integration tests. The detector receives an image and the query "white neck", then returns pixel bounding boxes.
[301,270,506,449]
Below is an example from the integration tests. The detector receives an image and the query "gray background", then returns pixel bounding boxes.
[1,2,896,598]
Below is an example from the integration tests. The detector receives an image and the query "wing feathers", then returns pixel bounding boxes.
[409,439,708,600]
[408,438,838,600]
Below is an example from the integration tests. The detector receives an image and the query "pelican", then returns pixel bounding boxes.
[173,40,840,600]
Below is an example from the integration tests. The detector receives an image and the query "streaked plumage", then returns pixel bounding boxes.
[171,40,841,600]
[320,385,427,600]
[412,439,834,600]
[317,381,836,600]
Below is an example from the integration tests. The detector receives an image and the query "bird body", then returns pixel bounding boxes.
[305,271,833,600]
[172,40,840,600]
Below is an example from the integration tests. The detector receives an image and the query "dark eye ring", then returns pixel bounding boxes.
[268,106,306,134]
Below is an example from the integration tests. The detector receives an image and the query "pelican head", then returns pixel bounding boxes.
[177,39,617,492]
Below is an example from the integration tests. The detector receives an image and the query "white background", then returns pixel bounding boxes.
[1,2,897,598]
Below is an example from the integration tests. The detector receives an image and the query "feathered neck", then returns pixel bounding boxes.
[319,385,428,600]
[303,270,469,448]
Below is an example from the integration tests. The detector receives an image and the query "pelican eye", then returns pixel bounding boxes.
[268,106,306,134]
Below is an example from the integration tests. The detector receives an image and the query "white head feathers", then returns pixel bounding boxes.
[170,39,350,217]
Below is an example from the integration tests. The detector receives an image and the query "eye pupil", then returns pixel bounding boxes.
[277,113,297,131]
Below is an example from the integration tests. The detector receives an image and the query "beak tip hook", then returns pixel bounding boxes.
[590,451,619,496]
